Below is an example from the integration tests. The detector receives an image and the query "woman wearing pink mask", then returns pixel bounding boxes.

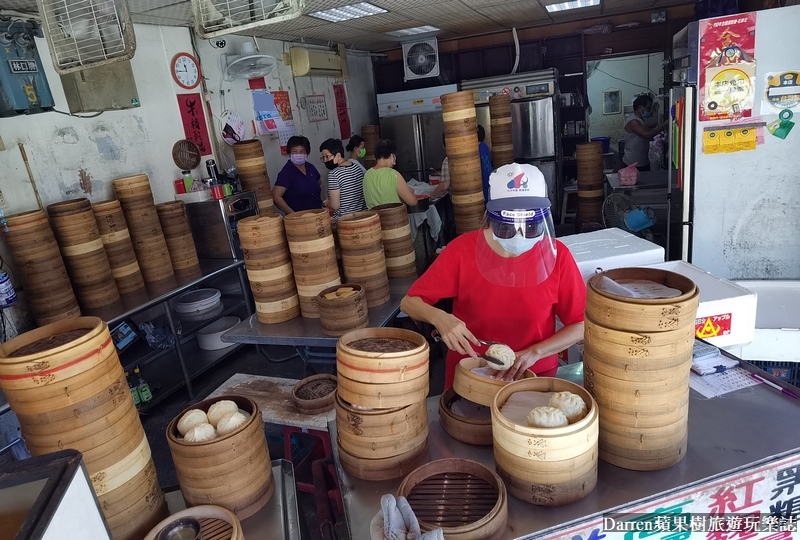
[273,136,323,214]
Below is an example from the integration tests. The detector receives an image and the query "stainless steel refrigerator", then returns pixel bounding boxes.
[376,85,458,183]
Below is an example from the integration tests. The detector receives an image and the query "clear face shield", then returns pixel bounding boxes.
[475,207,558,288]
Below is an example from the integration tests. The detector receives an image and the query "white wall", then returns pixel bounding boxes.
[586,53,664,146]
[194,36,378,193]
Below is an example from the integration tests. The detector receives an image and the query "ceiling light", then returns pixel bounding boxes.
[309,2,388,22]
[386,25,440,37]
[545,0,600,13]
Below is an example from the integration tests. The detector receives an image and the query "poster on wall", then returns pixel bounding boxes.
[271,90,297,154]
[699,13,757,122]
[763,71,800,114]
[177,93,213,156]
[305,95,328,122]
[252,90,283,134]
[333,84,350,140]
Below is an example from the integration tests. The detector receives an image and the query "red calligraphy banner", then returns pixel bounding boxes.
[177,92,213,156]
[698,13,757,122]
[333,84,351,140]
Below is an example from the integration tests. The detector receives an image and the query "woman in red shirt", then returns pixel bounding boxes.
[400,163,586,387]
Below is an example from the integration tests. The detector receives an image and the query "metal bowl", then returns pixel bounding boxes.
[157,517,201,540]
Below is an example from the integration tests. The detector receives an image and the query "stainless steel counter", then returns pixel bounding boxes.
[0,389,8,415]
[221,278,415,347]
[606,170,677,192]
[333,362,800,540]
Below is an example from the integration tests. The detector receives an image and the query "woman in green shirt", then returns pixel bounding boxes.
[363,139,419,209]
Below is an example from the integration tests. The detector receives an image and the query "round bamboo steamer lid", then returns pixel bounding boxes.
[337,370,428,409]
[439,387,492,446]
[491,377,598,506]
[143,505,244,540]
[338,437,427,481]
[166,395,273,520]
[338,415,428,460]
[336,327,429,384]
[453,358,537,407]
[337,211,383,247]
[398,458,507,540]
[291,374,337,415]
[317,284,368,336]
[600,431,688,471]
[113,174,152,196]
[586,268,699,332]
[335,393,425,438]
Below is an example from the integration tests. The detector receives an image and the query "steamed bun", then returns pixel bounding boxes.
[548,392,588,423]
[177,409,208,436]
[238,408,251,420]
[184,423,217,442]
[526,406,569,428]
[217,412,248,435]
[207,400,238,427]
[485,343,515,370]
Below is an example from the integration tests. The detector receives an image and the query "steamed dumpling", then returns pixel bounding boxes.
[238,409,252,420]
[217,412,248,435]
[177,409,208,436]
[485,343,515,370]
[207,400,238,427]
[527,406,569,428]
[549,392,588,423]
[184,423,217,442]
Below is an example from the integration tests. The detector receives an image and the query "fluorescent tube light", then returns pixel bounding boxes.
[386,25,439,37]
[309,2,388,22]
[545,0,600,13]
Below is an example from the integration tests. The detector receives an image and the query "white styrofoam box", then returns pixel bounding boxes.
[560,228,665,282]
[734,281,800,364]
[646,261,757,348]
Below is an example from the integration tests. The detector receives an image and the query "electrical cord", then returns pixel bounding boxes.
[594,68,656,94]
[52,109,103,118]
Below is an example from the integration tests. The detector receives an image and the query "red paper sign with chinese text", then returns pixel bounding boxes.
[177,93,212,156]
[695,313,733,339]
[333,84,351,140]
[699,13,757,122]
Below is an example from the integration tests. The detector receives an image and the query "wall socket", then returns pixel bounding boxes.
[0,189,7,208]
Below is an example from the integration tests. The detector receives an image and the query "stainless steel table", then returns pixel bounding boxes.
[605,170,677,193]
[221,278,415,348]
[333,362,800,540]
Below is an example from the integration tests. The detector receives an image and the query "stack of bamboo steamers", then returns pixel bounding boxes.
[583,268,699,471]
[361,125,380,170]
[232,140,274,213]
[0,317,168,539]
[334,328,430,480]
[442,90,486,234]
[575,141,605,231]
[489,94,514,168]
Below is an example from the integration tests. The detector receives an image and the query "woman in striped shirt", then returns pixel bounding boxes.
[319,138,367,219]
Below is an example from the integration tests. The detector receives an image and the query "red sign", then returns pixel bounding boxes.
[177,93,212,156]
[333,84,351,140]
[695,313,733,339]
[698,13,757,122]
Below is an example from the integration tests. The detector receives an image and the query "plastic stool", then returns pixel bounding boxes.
[561,184,578,224]
[283,425,333,495]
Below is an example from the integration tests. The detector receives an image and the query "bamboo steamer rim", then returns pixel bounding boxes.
[337,210,380,225]
[92,199,122,212]
[5,209,49,228]
[587,268,697,305]
[337,327,428,361]
[143,505,243,540]
[491,377,597,437]
[239,213,283,230]
[48,198,92,215]
[166,395,259,448]
[397,457,507,537]
[0,316,104,363]
[285,208,329,224]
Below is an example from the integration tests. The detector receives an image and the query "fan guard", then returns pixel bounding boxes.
[224,41,277,81]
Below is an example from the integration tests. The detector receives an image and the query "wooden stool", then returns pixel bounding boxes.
[561,184,578,224]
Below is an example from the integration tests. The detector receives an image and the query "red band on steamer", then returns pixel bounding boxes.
[0,336,114,380]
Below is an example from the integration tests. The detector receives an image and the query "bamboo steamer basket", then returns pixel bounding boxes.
[489,94,514,168]
[233,140,274,213]
[92,201,146,296]
[338,438,428,481]
[439,387,492,446]
[0,317,166,538]
[372,203,417,279]
[442,91,478,139]
[317,284,368,336]
[586,268,699,332]
[336,211,383,248]
[453,358,536,407]
[3,210,80,325]
[155,201,201,278]
[284,209,341,318]
[48,199,121,313]
[336,328,428,384]
[398,458,507,540]
[292,374,337,415]
[337,370,428,409]
[361,125,380,160]
[167,395,274,520]
[491,377,598,506]
[143,505,244,540]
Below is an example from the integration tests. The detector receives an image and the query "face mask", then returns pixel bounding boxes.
[290,154,307,166]
[358,148,367,158]
[324,160,337,171]
[642,111,652,119]
[492,232,543,255]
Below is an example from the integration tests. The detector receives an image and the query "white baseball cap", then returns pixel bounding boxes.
[486,163,551,216]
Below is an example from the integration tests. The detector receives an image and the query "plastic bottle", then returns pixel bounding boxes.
[182,170,194,193]
[134,367,152,403]
[126,371,141,408]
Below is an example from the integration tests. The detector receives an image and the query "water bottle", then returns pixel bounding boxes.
[134,367,152,403]
[126,371,141,408]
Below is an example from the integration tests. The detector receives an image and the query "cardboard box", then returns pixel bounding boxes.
[561,228,665,282]
[646,261,757,348]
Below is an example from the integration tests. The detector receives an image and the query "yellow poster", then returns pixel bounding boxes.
[705,62,756,118]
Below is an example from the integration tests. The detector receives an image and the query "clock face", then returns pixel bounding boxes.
[172,53,201,89]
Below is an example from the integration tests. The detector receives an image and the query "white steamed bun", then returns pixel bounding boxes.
[548,391,588,423]
[184,423,217,442]
[177,409,208,436]
[527,406,569,428]
[217,412,248,435]
[207,400,239,427]
[485,343,515,370]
